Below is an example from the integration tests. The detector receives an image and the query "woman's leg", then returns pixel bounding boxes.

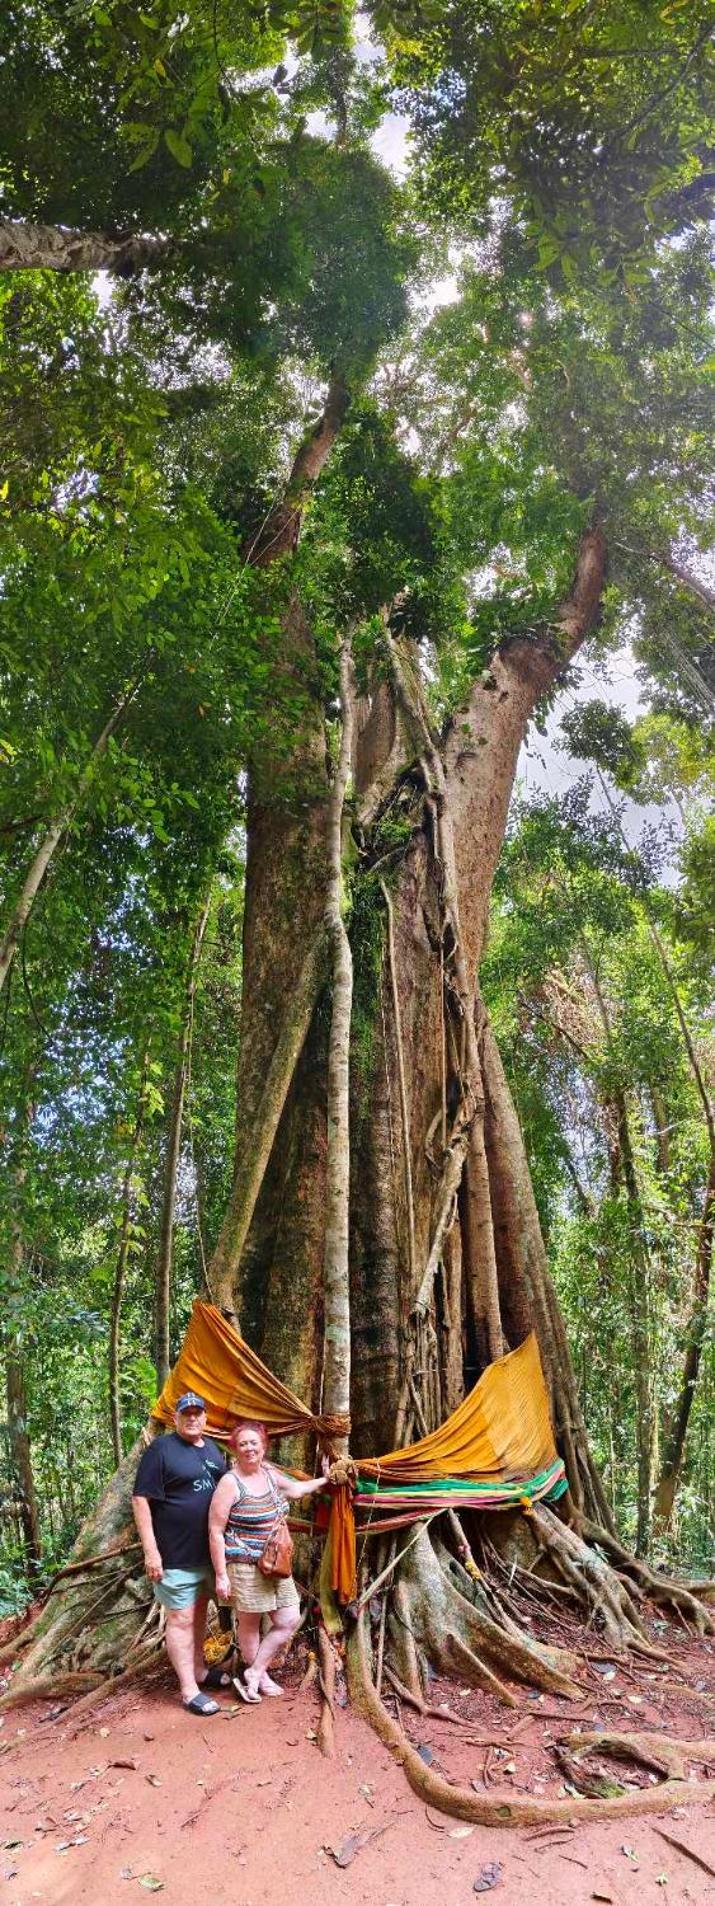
[236,1611,262,1671]
[243,1605,300,1696]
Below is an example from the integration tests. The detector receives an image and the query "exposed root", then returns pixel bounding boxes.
[0,1671,105,1711]
[382,1664,469,1726]
[317,1625,337,1758]
[583,1519,715,1636]
[563,1730,715,1781]
[347,1609,715,1826]
[390,1526,582,1704]
[529,1505,664,1655]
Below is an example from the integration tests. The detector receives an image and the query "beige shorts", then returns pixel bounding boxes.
[228,1562,300,1616]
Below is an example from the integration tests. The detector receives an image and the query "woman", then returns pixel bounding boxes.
[209,1419,328,1701]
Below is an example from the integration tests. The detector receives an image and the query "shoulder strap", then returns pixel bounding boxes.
[264,1463,282,1501]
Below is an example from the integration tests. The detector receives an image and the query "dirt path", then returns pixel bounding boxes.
[1,1631,713,1906]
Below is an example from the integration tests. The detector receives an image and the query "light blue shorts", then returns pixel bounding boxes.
[152,1567,214,1611]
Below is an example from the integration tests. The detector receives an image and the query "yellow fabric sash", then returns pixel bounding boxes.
[153,1301,558,1600]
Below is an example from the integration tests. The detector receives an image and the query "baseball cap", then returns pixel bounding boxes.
[176,1391,207,1413]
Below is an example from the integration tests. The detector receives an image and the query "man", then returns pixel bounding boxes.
[132,1392,227,1715]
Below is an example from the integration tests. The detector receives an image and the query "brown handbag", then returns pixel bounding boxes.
[257,1514,294,1579]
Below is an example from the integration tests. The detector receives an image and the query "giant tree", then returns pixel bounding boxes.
[1,0,713,1802]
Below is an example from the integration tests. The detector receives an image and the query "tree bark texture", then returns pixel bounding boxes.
[0,220,167,275]
[321,637,355,1453]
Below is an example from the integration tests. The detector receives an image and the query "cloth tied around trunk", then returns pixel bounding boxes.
[153,1301,566,1602]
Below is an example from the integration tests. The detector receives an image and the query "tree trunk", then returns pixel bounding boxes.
[153,894,211,1387]
[228,528,608,1479]
[653,1150,715,1532]
[109,1076,147,1466]
[0,219,168,275]
[616,1096,654,1556]
[3,1211,42,1582]
[321,637,355,1455]
[0,683,139,996]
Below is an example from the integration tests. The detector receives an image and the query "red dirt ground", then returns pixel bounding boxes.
[1,1617,713,1906]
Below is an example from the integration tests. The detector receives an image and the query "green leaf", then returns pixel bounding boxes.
[164,128,193,168]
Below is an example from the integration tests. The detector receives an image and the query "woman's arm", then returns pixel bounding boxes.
[208,1473,236,1599]
[268,1456,330,1501]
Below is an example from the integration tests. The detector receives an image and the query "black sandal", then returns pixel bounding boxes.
[183,1690,220,1716]
[201,1662,234,1690]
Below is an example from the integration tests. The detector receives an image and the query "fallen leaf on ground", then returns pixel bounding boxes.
[449,1825,475,1839]
[146,1774,161,1787]
[473,1861,503,1892]
[138,1877,164,1892]
[325,1816,403,1869]
[111,1756,138,1770]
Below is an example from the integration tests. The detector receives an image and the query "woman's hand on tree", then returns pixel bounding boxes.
[320,1453,331,1479]
[215,1571,231,1602]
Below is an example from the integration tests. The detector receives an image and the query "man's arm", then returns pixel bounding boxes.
[132,1494,163,1582]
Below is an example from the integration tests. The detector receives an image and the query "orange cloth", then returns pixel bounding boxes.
[153,1302,558,1602]
[358,1330,555,1485]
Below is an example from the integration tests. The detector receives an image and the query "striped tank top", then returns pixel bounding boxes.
[224,1466,288,1563]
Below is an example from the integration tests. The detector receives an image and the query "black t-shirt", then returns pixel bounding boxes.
[133,1432,225,1570]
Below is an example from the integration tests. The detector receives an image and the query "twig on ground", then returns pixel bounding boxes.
[654,1827,715,1878]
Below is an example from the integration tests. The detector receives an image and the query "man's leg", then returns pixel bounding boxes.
[163,1603,205,1702]
[243,1606,300,1697]
[191,1593,211,1685]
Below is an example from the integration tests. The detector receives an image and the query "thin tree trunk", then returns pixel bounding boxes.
[109,1076,147,1466]
[462,1110,504,1368]
[0,219,168,274]
[153,894,211,1387]
[3,1213,42,1580]
[653,1150,715,1532]
[586,950,654,1554]
[244,376,350,565]
[0,682,140,996]
[321,636,355,1456]
[616,1095,654,1556]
